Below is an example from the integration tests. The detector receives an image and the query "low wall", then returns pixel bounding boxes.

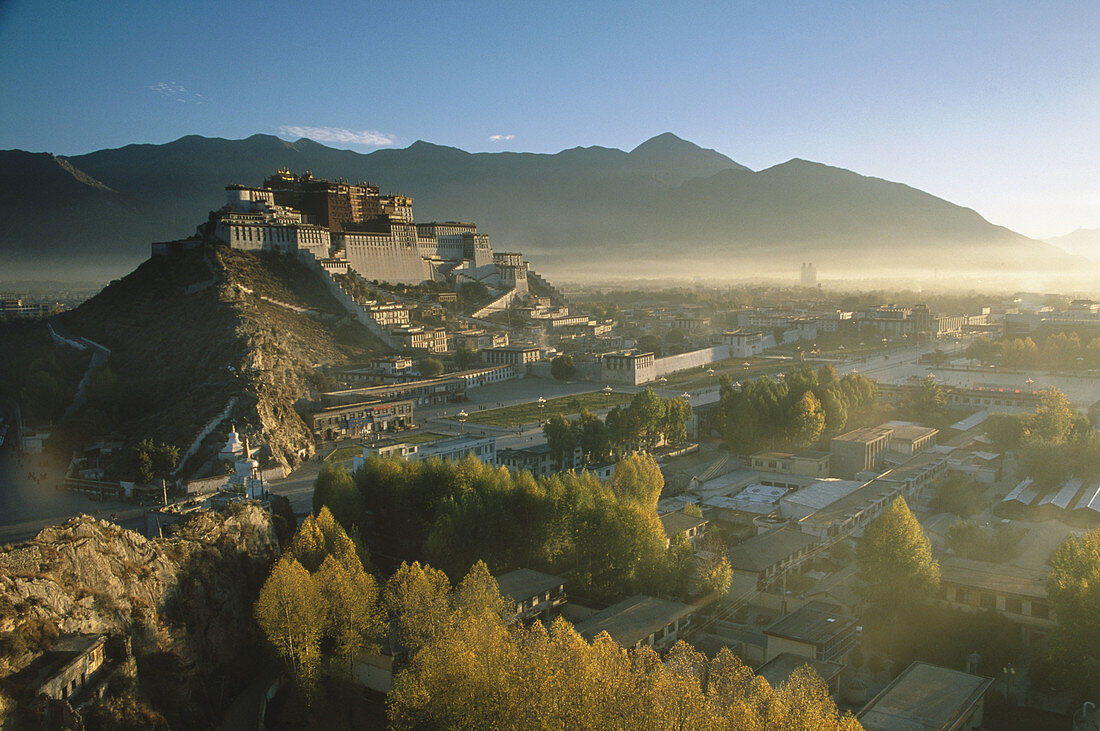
[653,346,731,379]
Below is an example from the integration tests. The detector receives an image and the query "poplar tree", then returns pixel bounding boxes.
[856,497,940,617]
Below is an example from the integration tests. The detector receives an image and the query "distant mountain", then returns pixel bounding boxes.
[1044,228,1100,261]
[0,133,1078,279]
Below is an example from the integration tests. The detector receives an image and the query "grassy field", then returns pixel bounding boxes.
[462,391,634,427]
[326,445,364,462]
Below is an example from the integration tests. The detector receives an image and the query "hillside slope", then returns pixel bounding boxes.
[0,505,278,727]
[60,247,388,471]
[1,132,1073,279]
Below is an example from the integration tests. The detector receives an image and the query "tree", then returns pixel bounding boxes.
[908,374,947,423]
[418,357,444,378]
[453,560,505,618]
[856,497,940,616]
[312,463,365,531]
[629,388,668,450]
[254,556,324,704]
[575,409,611,464]
[290,506,365,573]
[787,391,825,448]
[664,396,693,445]
[1048,528,1100,696]
[384,561,453,651]
[550,354,577,381]
[1027,387,1075,444]
[131,438,179,484]
[543,414,578,470]
[314,553,384,678]
[454,345,479,369]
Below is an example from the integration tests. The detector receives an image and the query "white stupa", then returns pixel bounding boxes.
[232,437,263,499]
[219,423,244,461]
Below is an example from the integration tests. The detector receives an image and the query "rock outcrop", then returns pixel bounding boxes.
[0,504,279,726]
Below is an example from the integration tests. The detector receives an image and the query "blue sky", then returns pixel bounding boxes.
[1,0,1098,239]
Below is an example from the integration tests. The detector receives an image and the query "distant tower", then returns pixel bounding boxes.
[801,262,817,287]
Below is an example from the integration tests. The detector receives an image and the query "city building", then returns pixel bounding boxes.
[575,595,694,652]
[800,262,817,287]
[887,425,938,456]
[830,426,893,479]
[416,435,498,466]
[858,662,992,731]
[310,399,414,441]
[727,528,819,588]
[601,350,656,385]
[750,451,830,478]
[495,569,566,622]
[498,443,581,477]
[764,601,857,664]
[483,344,541,366]
[779,479,863,521]
[392,326,448,353]
[659,511,709,548]
[7,634,110,704]
[938,557,1054,644]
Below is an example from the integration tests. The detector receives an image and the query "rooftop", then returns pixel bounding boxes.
[858,661,993,731]
[575,595,694,647]
[494,568,564,604]
[755,652,845,689]
[659,511,709,538]
[797,479,899,528]
[889,425,939,442]
[938,556,1048,600]
[832,426,894,444]
[781,479,864,513]
[727,528,819,573]
[764,601,856,646]
[7,634,106,692]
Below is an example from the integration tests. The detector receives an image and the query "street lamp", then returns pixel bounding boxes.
[681,392,691,403]
[457,409,468,435]
[706,368,715,377]
[537,396,546,424]
[603,384,613,409]
[1025,377,1035,391]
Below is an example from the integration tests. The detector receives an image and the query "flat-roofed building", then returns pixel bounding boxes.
[576,595,694,652]
[499,442,581,477]
[601,350,656,385]
[796,478,903,540]
[311,398,414,441]
[858,661,992,731]
[323,375,467,407]
[416,435,497,466]
[938,557,1054,644]
[750,451,830,478]
[483,344,541,366]
[727,528,819,588]
[831,426,893,479]
[7,634,110,705]
[659,511,709,548]
[780,479,863,521]
[764,601,857,664]
[495,569,566,622]
[887,425,938,456]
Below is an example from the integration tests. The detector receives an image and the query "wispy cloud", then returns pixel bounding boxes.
[149,81,205,104]
[279,125,396,146]
[489,134,516,142]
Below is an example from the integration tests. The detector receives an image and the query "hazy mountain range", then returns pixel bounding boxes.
[1043,228,1100,261]
[0,132,1079,281]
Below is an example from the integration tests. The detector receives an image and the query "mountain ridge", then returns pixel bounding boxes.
[0,132,1077,280]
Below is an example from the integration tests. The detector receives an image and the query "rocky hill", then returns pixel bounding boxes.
[1,133,1075,280]
[60,245,390,472]
[0,504,278,727]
